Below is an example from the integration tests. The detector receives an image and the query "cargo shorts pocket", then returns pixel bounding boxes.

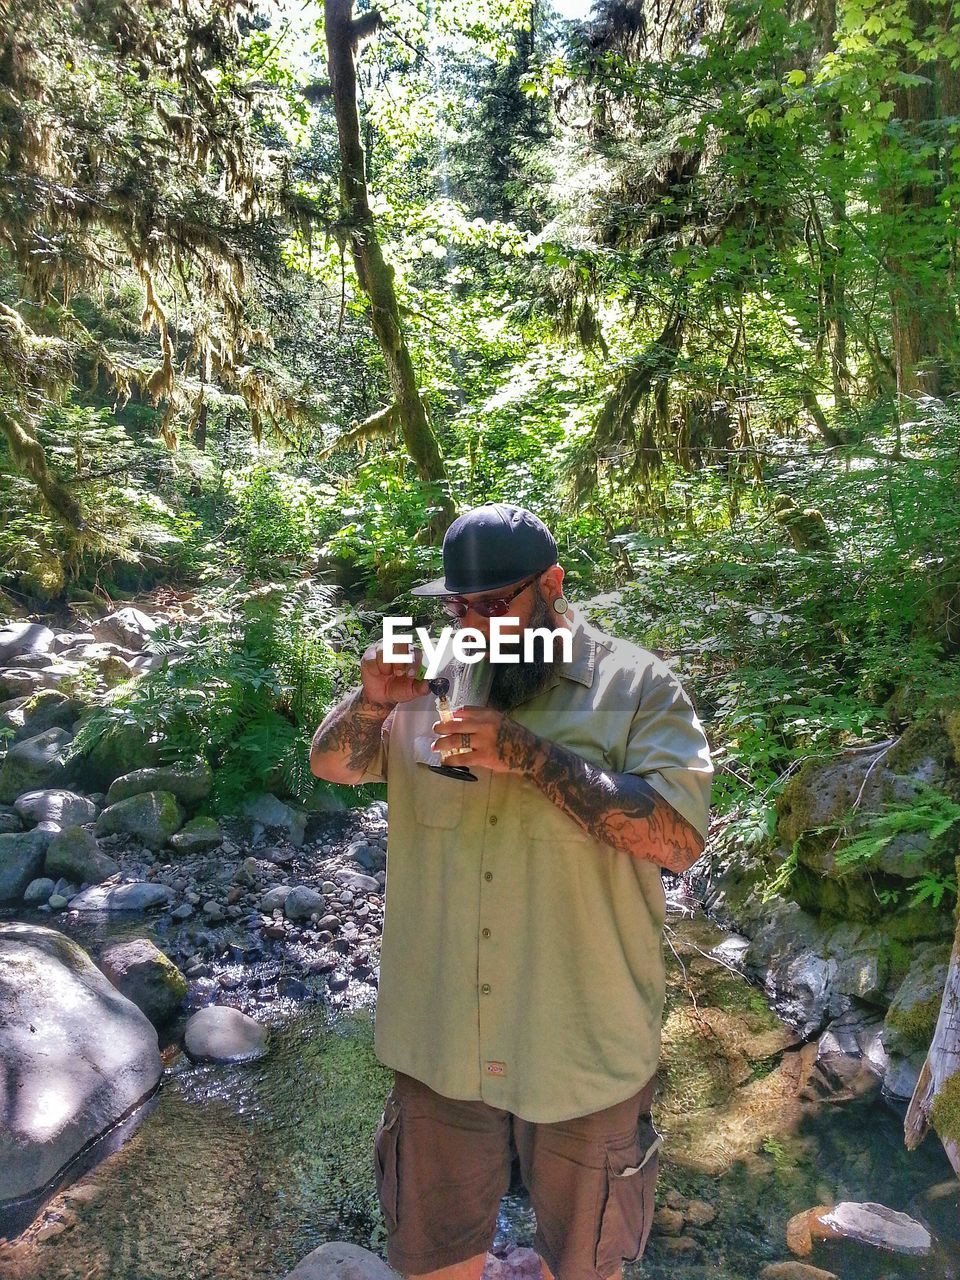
[373,1094,402,1232]
[594,1114,663,1273]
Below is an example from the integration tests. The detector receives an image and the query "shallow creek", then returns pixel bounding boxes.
[1,893,958,1280]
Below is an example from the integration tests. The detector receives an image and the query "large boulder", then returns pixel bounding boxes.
[106,762,212,809]
[98,938,187,1027]
[0,826,55,902]
[0,621,55,666]
[0,727,73,803]
[776,724,960,919]
[14,789,96,831]
[95,790,184,850]
[0,922,161,1203]
[44,826,119,885]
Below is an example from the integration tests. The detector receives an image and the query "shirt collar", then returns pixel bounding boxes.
[556,601,612,688]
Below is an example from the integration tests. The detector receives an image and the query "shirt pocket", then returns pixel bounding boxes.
[516,782,595,847]
[411,733,466,828]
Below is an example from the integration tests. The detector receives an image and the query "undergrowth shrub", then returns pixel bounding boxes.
[68,578,377,813]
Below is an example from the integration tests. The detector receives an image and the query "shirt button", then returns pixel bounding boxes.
[484,871,493,881]
[481,983,492,995]
[489,815,498,826]
[482,928,491,938]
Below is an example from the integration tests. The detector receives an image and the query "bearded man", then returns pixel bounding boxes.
[310,501,713,1280]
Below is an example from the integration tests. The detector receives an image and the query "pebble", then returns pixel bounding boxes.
[684,1199,716,1226]
[657,1235,698,1254]
[653,1207,685,1236]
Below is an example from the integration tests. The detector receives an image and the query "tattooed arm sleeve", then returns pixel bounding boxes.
[310,687,394,785]
[495,718,706,873]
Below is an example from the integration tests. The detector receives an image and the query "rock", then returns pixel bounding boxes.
[882,1050,926,1100]
[14,789,96,831]
[281,1241,398,1280]
[334,869,379,893]
[835,948,888,1003]
[786,1206,833,1256]
[0,621,55,665]
[657,1235,698,1254]
[106,762,213,808]
[764,950,840,1040]
[92,607,158,651]
[23,876,56,904]
[884,942,951,1055]
[183,1004,270,1063]
[284,886,326,921]
[69,719,161,792]
[261,885,293,912]
[49,893,70,909]
[0,806,22,834]
[68,881,175,912]
[0,826,55,902]
[684,1198,716,1226]
[652,1206,685,1236]
[171,903,194,920]
[242,793,307,847]
[0,727,73,803]
[168,815,222,853]
[95,790,184,850]
[45,825,119,885]
[99,938,188,1027]
[813,1201,932,1255]
[759,1265,838,1280]
[0,922,161,1202]
[6,690,81,743]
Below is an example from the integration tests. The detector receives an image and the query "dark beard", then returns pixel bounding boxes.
[485,593,562,713]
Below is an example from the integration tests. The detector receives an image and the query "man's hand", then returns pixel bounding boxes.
[362,640,431,707]
[433,705,704,873]
[431,704,525,773]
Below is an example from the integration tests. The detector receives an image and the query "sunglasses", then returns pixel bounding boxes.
[440,572,543,619]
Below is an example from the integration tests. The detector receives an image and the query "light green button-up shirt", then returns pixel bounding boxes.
[358,603,713,1122]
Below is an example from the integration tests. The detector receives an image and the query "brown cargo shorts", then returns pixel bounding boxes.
[373,1070,662,1280]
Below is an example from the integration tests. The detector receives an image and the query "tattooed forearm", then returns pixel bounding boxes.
[495,719,704,873]
[310,687,393,783]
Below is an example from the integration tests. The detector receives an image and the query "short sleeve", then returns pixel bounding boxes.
[356,705,395,784]
[621,664,713,842]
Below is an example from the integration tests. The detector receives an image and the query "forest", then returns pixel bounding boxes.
[1,0,959,1276]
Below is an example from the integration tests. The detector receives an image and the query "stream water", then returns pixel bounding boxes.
[2,895,959,1280]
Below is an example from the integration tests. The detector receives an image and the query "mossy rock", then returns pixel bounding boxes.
[69,719,161,791]
[789,861,886,922]
[95,790,184,850]
[884,942,951,1055]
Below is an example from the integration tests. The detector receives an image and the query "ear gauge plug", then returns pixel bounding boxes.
[553,596,569,614]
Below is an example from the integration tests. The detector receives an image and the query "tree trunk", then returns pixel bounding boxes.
[904,862,960,1175]
[881,0,946,410]
[324,0,455,539]
[817,0,852,414]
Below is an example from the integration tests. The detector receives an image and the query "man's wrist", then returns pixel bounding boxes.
[356,686,395,718]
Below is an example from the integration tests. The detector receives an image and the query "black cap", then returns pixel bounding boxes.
[410,502,558,596]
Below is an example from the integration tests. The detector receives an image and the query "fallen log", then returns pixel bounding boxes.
[904,856,960,1175]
